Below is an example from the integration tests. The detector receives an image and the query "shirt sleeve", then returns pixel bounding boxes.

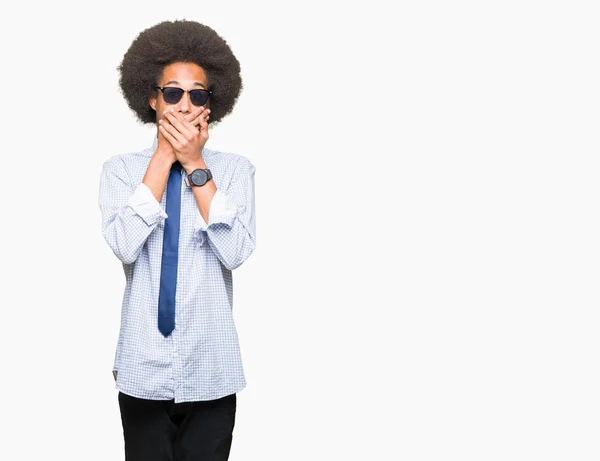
[99,157,167,264]
[193,157,257,270]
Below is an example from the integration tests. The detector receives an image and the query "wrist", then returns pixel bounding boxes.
[183,159,208,175]
[152,147,176,169]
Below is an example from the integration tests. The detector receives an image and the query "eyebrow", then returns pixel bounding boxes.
[163,80,206,89]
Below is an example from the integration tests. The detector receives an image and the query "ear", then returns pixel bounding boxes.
[149,94,157,112]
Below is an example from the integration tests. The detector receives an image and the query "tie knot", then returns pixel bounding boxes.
[172,161,182,171]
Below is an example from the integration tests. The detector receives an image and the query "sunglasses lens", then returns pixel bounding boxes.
[190,90,210,107]
[162,88,184,104]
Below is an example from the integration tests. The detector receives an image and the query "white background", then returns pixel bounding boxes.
[1,0,599,459]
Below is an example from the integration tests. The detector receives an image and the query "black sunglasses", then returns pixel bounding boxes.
[154,86,212,107]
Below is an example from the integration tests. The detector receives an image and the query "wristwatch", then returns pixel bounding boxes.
[185,168,213,187]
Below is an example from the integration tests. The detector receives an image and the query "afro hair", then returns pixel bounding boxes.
[118,20,243,125]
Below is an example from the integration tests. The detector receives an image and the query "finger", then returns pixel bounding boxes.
[158,124,180,148]
[184,106,207,122]
[163,112,199,144]
[198,109,210,125]
[198,110,210,135]
[184,113,198,126]
[188,108,209,129]
[165,110,197,138]
[163,111,194,139]
[158,119,184,148]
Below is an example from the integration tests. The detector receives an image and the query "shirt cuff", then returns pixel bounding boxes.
[127,183,168,226]
[194,190,238,235]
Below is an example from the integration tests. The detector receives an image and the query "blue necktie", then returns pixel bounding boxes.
[158,161,182,337]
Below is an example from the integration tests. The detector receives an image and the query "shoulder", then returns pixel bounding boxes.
[203,148,256,173]
[101,147,154,173]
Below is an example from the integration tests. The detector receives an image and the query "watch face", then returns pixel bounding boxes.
[191,169,208,185]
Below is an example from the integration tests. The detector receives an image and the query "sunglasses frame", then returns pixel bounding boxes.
[154,86,213,107]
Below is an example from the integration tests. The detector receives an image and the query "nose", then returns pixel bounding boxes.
[178,92,191,113]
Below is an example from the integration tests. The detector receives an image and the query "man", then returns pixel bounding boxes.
[98,20,256,461]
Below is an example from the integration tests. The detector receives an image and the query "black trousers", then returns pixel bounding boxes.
[118,392,236,461]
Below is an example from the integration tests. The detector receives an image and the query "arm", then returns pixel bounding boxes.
[194,157,257,270]
[98,156,168,264]
[158,109,256,270]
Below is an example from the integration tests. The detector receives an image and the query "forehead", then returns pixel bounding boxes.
[160,62,208,86]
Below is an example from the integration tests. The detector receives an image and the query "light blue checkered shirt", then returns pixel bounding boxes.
[98,136,256,403]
